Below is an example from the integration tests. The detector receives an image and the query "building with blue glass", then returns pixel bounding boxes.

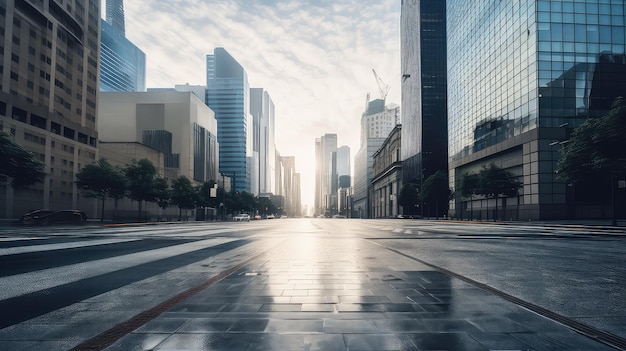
[206,48,252,193]
[447,0,626,220]
[99,0,145,92]
[400,0,448,217]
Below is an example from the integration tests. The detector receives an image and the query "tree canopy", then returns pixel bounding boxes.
[398,183,420,215]
[75,158,126,221]
[123,159,158,220]
[422,170,451,217]
[475,163,522,199]
[558,96,626,183]
[0,131,47,188]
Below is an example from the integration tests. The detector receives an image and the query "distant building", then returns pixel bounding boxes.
[372,125,402,218]
[400,0,448,207]
[207,48,252,192]
[98,91,219,183]
[279,156,300,217]
[314,134,337,216]
[336,145,351,188]
[250,88,276,196]
[353,99,399,218]
[100,0,146,92]
[1,0,100,218]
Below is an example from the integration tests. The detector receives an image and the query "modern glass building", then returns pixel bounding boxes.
[99,19,146,92]
[448,0,626,220]
[207,48,252,193]
[106,0,126,35]
[250,88,276,196]
[400,0,448,216]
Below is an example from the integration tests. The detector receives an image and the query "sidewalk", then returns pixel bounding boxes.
[91,235,617,351]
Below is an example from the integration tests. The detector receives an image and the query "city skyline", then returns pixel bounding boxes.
[109,0,402,209]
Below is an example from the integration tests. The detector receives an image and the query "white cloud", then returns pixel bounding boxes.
[119,0,401,209]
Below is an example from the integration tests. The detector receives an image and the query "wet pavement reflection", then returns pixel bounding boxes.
[105,228,614,351]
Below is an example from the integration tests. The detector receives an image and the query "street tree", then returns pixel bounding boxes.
[75,158,126,222]
[422,170,451,218]
[257,196,277,216]
[558,96,626,181]
[458,172,480,220]
[170,176,197,221]
[124,159,158,221]
[398,183,420,216]
[153,177,170,221]
[0,131,46,189]
[557,96,626,224]
[476,163,522,220]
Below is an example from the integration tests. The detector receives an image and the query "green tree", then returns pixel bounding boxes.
[458,172,480,220]
[75,158,126,222]
[170,176,197,221]
[124,159,158,221]
[257,196,277,216]
[0,131,47,188]
[476,163,522,220]
[398,183,420,216]
[558,97,626,182]
[422,170,450,218]
[153,177,170,221]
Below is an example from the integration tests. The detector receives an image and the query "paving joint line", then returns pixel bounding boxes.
[372,240,626,351]
[69,239,286,351]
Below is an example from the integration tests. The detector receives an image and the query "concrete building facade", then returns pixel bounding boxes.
[372,125,402,218]
[98,91,219,184]
[1,0,100,218]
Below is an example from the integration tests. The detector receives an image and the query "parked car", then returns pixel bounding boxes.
[20,209,88,225]
[266,214,275,219]
[233,213,250,222]
[254,215,262,220]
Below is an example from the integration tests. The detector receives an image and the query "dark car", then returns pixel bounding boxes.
[20,209,88,225]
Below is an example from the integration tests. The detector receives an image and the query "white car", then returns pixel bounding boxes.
[233,213,250,221]
[266,214,275,219]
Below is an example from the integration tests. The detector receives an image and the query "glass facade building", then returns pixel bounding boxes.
[207,48,252,193]
[100,20,146,92]
[448,0,626,220]
[400,0,448,208]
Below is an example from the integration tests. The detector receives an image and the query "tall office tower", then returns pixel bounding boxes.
[207,48,253,193]
[314,133,337,216]
[250,88,276,196]
[0,0,100,218]
[400,0,448,197]
[106,0,125,35]
[100,0,146,92]
[280,156,299,217]
[336,145,351,188]
[353,99,399,218]
[360,97,399,142]
[448,1,626,220]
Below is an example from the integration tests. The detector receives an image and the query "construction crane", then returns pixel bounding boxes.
[372,69,390,101]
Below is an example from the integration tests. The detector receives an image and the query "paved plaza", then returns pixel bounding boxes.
[0,219,624,350]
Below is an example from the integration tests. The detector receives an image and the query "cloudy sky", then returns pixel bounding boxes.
[114,0,401,211]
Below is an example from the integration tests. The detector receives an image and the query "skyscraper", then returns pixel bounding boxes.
[447,1,626,220]
[353,99,400,218]
[400,0,448,201]
[207,48,252,193]
[250,88,276,196]
[100,0,146,92]
[314,134,337,216]
[106,0,125,35]
[0,0,100,218]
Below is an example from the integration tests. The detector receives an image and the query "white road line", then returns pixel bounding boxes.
[0,237,239,300]
[0,238,139,256]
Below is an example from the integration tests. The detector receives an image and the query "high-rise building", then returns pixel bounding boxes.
[250,88,276,196]
[106,0,125,35]
[100,0,146,92]
[0,0,100,218]
[314,133,337,216]
[447,1,626,220]
[280,156,300,217]
[336,145,351,189]
[207,48,252,193]
[353,99,400,218]
[400,0,448,199]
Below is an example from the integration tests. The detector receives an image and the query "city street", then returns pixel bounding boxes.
[0,219,625,350]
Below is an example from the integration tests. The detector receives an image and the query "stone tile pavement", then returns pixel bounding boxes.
[101,236,616,351]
